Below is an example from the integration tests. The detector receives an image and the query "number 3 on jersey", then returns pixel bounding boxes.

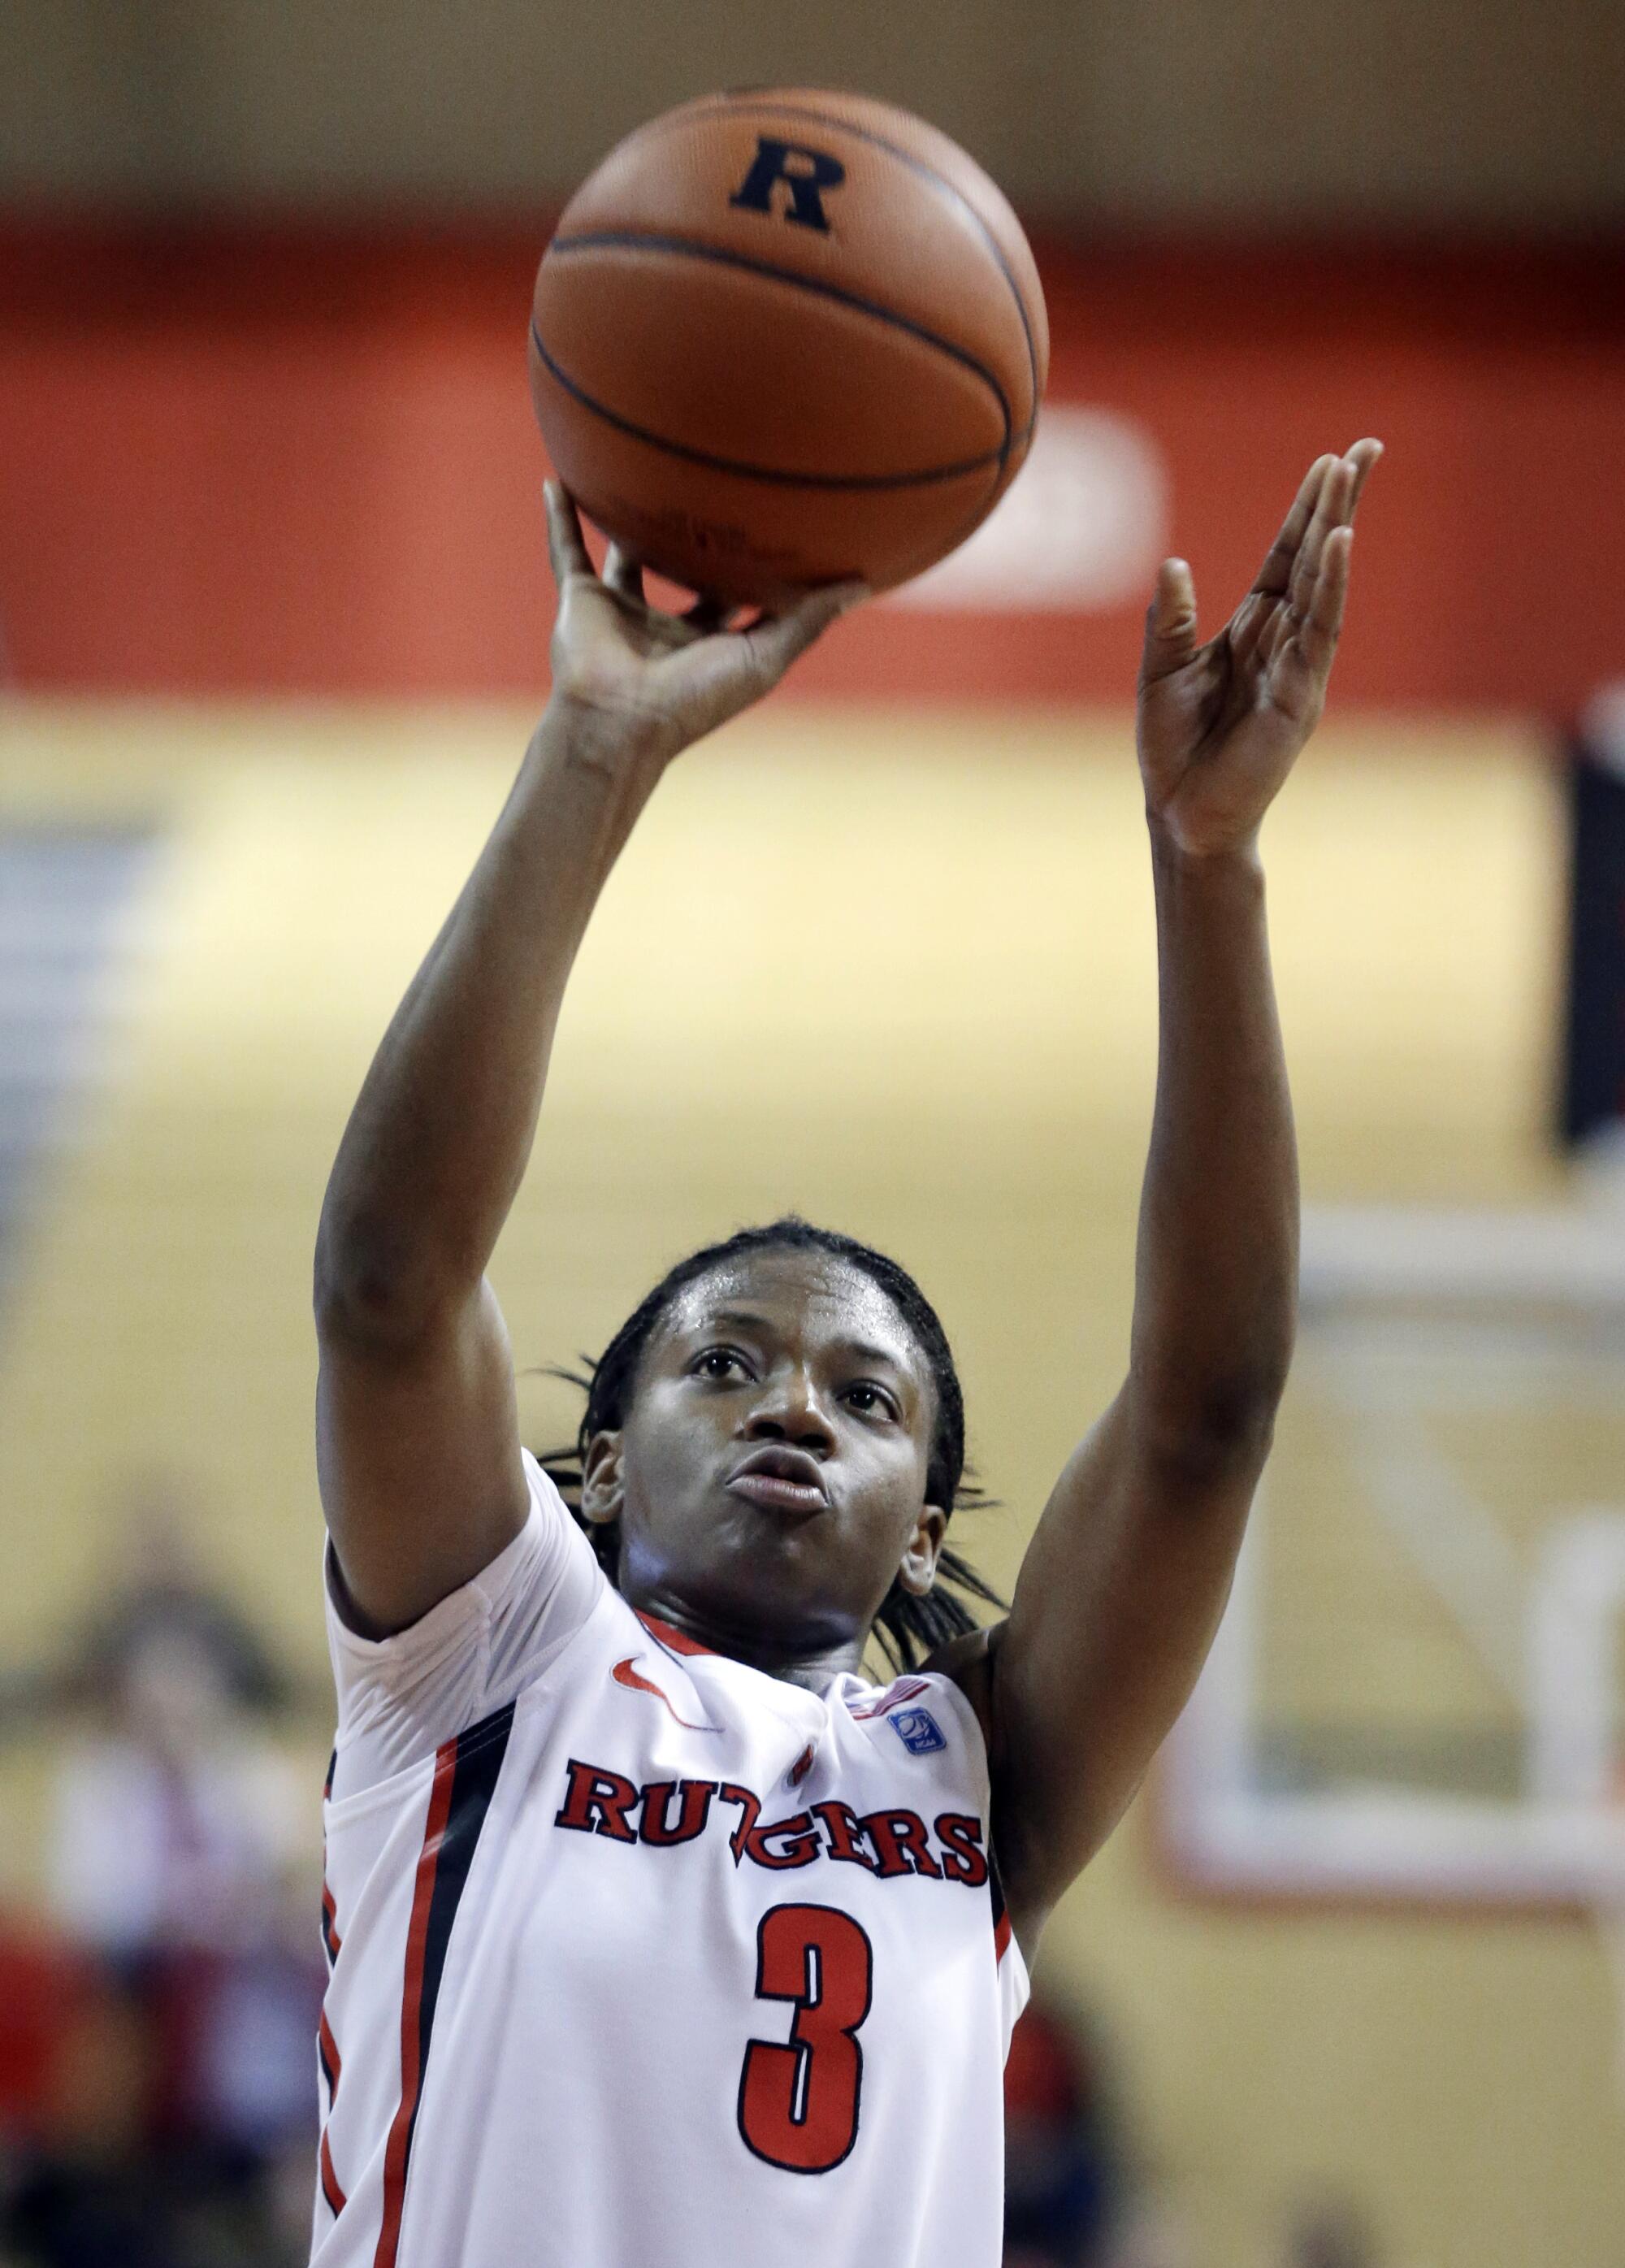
[737,1904,873,2173]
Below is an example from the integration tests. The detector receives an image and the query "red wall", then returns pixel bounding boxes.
[3,223,1621,710]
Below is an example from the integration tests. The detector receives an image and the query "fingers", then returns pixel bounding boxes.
[1253,454,1337,597]
[1269,443,1378,708]
[1285,437,1382,621]
[1138,558,1199,685]
[1267,523,1355,725]
[1296,522,1354,679]
[603,544,646,605]
[743,579,869,682]
[1302,442,1378,601]
[544,481,593,591]
[1259,440,1380,719]
[1254,437,1383,603]
[653,577,867,748]
[1286,453,1356,618]
[1345,436,1384,518]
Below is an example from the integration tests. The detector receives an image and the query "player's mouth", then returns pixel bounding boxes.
[725,1446,830,1516]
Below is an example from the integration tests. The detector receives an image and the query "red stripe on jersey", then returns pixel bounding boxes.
[611,1655,718,1732]
[318,2008,342,2096]
[322,1878,343,1963]
[370,1702,514,2268]
[318,2006,344,2214]
[320,2128,348,2218]
[373,1740,457,2268]
[993,1907,1012,1964]
[635,1609,715,1657]
[848,1676,930,1721]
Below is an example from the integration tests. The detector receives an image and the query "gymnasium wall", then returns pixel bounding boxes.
[3,0,1622,223]
[3,225,1623,711]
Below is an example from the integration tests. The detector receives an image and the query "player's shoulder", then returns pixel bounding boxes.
[834,1629,1003,1765]
[322,1451,609,1804]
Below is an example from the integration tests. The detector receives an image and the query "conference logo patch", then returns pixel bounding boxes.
[889,1706,946,1757]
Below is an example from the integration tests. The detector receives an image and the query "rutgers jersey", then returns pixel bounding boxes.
[314,1450,1028,2268]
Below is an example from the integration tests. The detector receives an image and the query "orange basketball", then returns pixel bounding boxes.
[529,89,1048,609]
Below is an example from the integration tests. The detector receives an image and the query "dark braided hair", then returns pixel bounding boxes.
[533,1216,1003,1673]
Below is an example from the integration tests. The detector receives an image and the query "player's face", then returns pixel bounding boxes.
[583,1251,948,1671]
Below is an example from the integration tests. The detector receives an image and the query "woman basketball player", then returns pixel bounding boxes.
[310,441,1380,2267]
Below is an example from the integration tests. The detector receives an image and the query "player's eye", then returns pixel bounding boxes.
[692,1346,751,1381]
[845,1382,898,1418]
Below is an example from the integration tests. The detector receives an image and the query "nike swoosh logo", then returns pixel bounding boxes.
[612,1656,722,1734]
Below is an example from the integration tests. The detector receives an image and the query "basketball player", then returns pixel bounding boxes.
[310,440,1380,2266]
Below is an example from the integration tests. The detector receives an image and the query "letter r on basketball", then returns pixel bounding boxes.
[730,137,847,232]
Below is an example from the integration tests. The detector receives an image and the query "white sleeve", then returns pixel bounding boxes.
[324,1447,603,1801]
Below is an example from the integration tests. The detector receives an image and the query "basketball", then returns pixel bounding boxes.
[528,88,1049,607]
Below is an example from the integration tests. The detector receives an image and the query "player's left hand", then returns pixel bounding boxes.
[1136,439,1382,859]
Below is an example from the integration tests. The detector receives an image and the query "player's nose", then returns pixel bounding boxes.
[741,1369,836,1452]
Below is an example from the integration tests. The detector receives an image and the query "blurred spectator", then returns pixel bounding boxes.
[1003,1993,1124,2266]
[0,1472,297,1740]
[71,1472,289,1716]
[46,1621,300,1962]
[0,1472,326,2267]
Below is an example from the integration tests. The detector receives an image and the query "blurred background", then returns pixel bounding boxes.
[2,5,1624,2265]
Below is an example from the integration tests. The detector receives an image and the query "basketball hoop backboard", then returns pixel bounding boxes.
[1162,1202,1625,1910]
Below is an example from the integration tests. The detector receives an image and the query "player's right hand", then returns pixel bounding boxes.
[544,484,867,761]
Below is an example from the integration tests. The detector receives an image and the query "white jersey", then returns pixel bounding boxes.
[314,1450,1028,2268]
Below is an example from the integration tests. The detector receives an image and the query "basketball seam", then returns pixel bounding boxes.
[531,233,1013,492]
[531,321,1003,494]
[543,229,1012,462]
[661,92,1042,425]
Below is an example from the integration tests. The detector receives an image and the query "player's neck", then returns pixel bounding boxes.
[630,1589,864,1691]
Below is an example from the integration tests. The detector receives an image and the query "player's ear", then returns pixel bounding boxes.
[897,1502,947,1598]
[579,1430,626,1526]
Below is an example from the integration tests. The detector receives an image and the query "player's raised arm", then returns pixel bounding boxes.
[973,441,1381,1943]
[314,487,863,1635]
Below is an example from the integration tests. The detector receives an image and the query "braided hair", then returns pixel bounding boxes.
[533,1216,1003,1673]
